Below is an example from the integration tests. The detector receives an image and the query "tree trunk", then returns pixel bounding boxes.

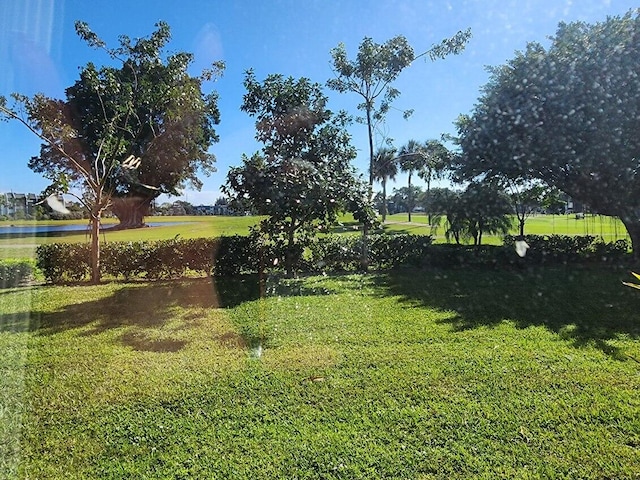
[90,214,101,284]
[407,171,413,223]
[110,194,155,229]
[285,224,296,278]
[621,216,640,261]
[361,105,374,273]
[366,107,375,189]
[518,217,525,237]
[426,174,432,226]
[381,178,387,222]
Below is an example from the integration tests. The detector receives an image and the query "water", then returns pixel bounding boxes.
[0,222,188,236]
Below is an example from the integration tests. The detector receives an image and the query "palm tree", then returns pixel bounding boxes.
[398,139,426,222]
[417,139,451,225]
[371,147,398,222]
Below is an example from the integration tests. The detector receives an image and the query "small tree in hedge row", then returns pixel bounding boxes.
[224,71,374,277]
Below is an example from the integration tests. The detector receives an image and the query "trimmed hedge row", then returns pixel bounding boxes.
[35,234,631,283]
[35,234,435,282]
[37,239,218,283]
[0,259,35,288]
[503,235,630,264]
[307,234,434,272]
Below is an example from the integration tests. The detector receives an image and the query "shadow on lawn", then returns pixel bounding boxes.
[372,266,640,360]
[0,273,335,342]
[0,276,263,350]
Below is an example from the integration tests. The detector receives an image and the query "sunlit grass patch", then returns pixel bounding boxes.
[3,266,640,478]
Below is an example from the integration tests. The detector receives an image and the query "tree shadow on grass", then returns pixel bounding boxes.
[371,265,640,360]
[0,276,265,352]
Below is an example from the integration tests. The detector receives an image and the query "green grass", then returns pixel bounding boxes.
[0,215,263,261]
[2,267,639,478]
[0,213,630,260]
[384,213,630,244]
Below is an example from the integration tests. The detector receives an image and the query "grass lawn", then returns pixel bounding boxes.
[1,213,631,262]
[1,267,639,478]
[383,213,630,245]
[0,216,263,261]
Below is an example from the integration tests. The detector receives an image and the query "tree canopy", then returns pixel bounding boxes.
[19,21,223,229]
[0,21,223,282]
[455,11,640,253]
[328,30,471,188]
[224,71,373,276]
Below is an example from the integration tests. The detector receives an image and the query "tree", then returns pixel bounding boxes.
[397,139,452,223]
[389,185,424,215]
[541,187,567,215]
[371,146,397,222]
[327,31,471,190]
[429,187,466,243]
[0,22,223,282]
[462,182,512,245]
[455,11,640,255]
[429,183,511,245]
[397,139,424,222]
[224,71,373,276]
[328,31,470,270]
[417,139,453,225]
[505,180,548,236]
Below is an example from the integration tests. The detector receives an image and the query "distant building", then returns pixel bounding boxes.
[0,192,43,218]
[212,204,232,215]
[193,205,215,215]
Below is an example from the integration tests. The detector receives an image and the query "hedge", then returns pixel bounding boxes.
[35,234,631,284]
[0,259,36,288]
[502,235,629,264]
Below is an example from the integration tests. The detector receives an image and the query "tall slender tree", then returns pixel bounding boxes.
[397,139,426,222]
[328,31,470,269]
[371,146,398,222]
[327,30,471,191]
[417,139,452,225]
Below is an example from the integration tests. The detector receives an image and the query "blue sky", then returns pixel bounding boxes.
[1,0,637,204]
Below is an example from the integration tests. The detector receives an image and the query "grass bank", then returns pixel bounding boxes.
[1,267,639,478]
[0,215,263,261]
[384,213,630,244]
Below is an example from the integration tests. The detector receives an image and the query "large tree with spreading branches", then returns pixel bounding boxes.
[455,11,640,256]
[0,21,222,282]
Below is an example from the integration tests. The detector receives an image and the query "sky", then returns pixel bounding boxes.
[0,0,637,205]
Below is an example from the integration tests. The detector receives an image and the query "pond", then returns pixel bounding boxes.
[0,222,187,237]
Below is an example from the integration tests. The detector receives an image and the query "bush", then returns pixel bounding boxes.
[102,238,219,280]
[0,259,35,288]
[503,235,629,264]
[35,234,630,284]
[307,234,361,272]
[306,234,434,272]
[36,243,91,283]
[212,235,261,277]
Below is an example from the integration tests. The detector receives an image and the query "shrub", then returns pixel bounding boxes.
[0,259,35,288]
[307,234,361,272]
[212,235,260,277]
[102,238,220,280]
[101,242,147,280]
[306,234,435,272]
[503,235,630,264]
[35,234,630,284]
[370,234,433,269]
[36,243,91,283]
